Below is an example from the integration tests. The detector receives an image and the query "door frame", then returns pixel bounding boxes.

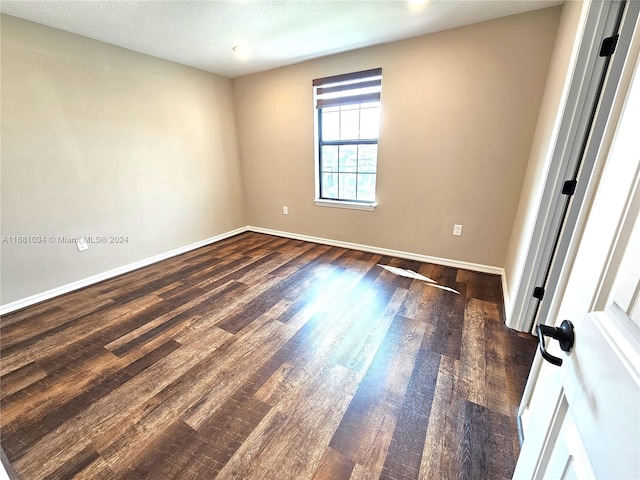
[517,3,640,452]
[507,0,640,333]
[515,40,640,477]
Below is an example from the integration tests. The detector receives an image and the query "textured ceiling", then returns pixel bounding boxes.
[0,0,563,78]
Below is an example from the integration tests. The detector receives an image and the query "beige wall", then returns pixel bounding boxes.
[1,7,564,308]
[233,7,561,268]
[0,15,245,304]
[503,1,585,316]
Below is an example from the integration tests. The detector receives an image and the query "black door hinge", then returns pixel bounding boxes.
[533,286,545,300]
[562,180,577,196]
[600,35,619,57]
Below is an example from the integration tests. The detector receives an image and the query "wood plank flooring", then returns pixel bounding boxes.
[0,232,537,479]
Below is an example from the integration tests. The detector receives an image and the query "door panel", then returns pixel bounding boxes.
[541,403,595,480]
[564,311,640,479]
[609,197,640,325]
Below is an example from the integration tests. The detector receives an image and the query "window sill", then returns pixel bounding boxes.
[314,199,376,211]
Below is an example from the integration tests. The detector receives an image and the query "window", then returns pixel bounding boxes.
[313,68,382,210]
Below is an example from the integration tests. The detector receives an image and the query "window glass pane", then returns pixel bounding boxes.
[339,145,357,172]
[360,104,380,139]
[340,106,360,140]
[357,173,376,202]
[321,109,339,141]
[358,145,377,173]
[338,173,357,200]
[321,172,338,199]
[321,146,339,172]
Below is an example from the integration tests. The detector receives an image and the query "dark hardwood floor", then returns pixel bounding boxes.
[0,232,536,479]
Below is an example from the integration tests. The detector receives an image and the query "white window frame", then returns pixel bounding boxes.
[313,68,382,211]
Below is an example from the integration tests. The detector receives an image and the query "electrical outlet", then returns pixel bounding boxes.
[453,224,463,236]
[283,206,288,215]
[77,237,89,251]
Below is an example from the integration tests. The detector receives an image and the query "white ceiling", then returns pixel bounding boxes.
[0,0,562,78]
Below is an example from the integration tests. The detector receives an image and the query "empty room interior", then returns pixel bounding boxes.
[2,1,639,479]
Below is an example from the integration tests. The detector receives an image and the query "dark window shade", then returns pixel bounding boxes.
[316,92,380,109]
[314,68,382,109]
[316,79,381,95]
[312,68,382,87]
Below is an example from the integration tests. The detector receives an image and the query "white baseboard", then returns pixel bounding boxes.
[247,226,505,276]
[0,227,248,316]
[1,225,510,317]
[501,271,512,325]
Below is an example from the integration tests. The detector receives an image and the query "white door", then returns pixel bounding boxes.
[513,32,640,480]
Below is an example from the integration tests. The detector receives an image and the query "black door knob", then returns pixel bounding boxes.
[536,320,575,367]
